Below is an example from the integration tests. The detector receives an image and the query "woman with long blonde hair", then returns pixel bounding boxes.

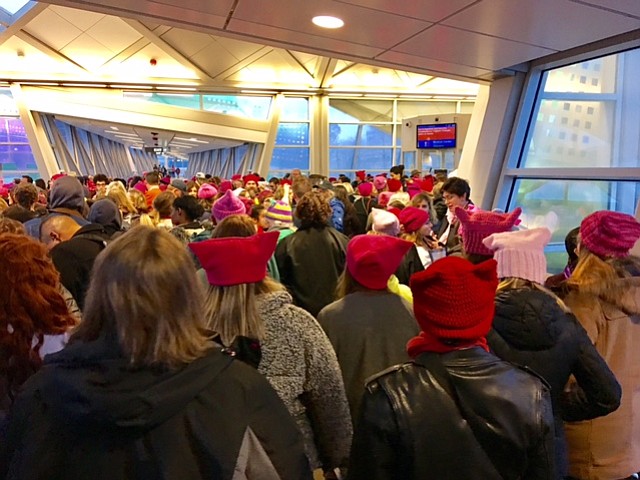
[561,211,640,480]
[190,215,352,478]
[0,226,310,479]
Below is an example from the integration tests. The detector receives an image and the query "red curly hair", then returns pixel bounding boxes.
[0,233,76,395]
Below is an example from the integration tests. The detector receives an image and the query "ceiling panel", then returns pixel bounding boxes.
[60,33,116,70]
[393,25,556,72]
[230,0,431,50]
[86,16,142,54]
[334,0,478,22]
[160,28,215,58]
[48,4,104,31]
[227,19,384,59]
[24,7,82,51]
[442,0,640,50]
[189,42,247,79]
[573,0,640,18]
[376,50,494,79]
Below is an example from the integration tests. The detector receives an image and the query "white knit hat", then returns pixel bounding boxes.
[482,227,551,284]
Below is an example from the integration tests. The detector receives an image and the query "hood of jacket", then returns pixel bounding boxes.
[36,333,231,434]
[492,288,565,351]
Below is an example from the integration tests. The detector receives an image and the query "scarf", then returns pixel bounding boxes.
[407,329,489,357]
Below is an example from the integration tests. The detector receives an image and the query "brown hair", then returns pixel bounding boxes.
[497,277,569,312]
[127,189,148,214]
[72,226,211,367]
[212,214,257,238]
[295,190,331,228]
[0,217,26,235]
[152,191,176,219]
[13,184,38,209]
[335,269,371,299]
[0,233,76,394]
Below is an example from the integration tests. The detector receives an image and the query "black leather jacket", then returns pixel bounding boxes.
[348,347,556,480]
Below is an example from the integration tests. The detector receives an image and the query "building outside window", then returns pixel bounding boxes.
[501,48,640,272]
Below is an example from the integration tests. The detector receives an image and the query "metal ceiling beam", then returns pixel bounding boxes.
[15,30,89,73]
[0,2,46,47]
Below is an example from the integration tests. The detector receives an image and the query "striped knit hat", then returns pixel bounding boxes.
[266,201,293,225]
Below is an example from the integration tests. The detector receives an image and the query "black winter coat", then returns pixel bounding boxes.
[487,287,621,477]
[275,226,349,317]
[348,347,556,480]
[0,334,311,480]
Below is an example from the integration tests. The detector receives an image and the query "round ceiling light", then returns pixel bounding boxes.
[312,15,344,29]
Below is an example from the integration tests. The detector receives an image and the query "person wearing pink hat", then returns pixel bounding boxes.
[189,218,352,477]
[353,182,377,235]
[483,227,621,478]
[560,210,640,480]
[317,235,418,422]
[212,189,246,224]
[399,206,435,269]
[456,206,522,264]
[348,256,556,479]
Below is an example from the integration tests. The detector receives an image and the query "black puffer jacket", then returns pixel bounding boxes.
[487,287,621,477]
[348,347,556,480]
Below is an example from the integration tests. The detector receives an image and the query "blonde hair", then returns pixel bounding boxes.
[498,277,569,312]
[203,277,284,345]
[128,189,148,213]
[108,188,137,215]
[73,226,211,367]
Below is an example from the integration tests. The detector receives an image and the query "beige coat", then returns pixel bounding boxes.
[563,274,640,480]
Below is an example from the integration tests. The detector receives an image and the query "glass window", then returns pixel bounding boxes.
[544,55,618,94]
[276,123,309,145]
[281,97,309,121]
[521,100,616,168]
[329,99,393,122]
[270,147,309,170]
[203,95,271,119]
[0,117,38,181]
[123,93,201,110]
[329,124,393,146]
[329,148,393,171]
[507,178,639,241]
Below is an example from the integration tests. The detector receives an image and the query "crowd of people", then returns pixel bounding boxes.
[1,164,640,480]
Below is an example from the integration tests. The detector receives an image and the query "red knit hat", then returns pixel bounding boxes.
[580,210,640,258]
[347,235,412,290]
[399,206,430,233]
[189,231,279,286]
[387,178,402,193]
[218,180,233,194]
[456,207,522,256]
[420,176,434,193]
[410,257,498,341]
[242,174,260,185]
[355,170,366,181]
[357,182,373,197]
[231,174,242,181]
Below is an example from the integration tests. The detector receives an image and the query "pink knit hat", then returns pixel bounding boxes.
[482,227,551,284]
[198,183,218,199]
[347,235,412,290]
[580,210,640,258]
[370,208,400,237]
[377,191,393,208]
[456,207,522,256]
[373,175,387,192]
[357,182,373,197]
[212,190,246,222]
[399,206,430,233]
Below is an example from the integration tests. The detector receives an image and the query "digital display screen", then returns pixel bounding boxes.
[416,123,457,149]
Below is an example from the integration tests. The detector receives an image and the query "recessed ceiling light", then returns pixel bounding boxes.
[312,15,344,29]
